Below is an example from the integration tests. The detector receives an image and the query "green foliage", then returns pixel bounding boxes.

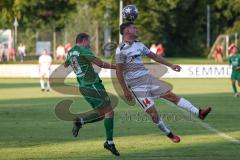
[1,0,240,56]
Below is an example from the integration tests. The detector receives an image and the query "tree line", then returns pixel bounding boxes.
[0,0,240,57]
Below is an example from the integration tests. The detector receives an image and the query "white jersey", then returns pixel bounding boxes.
[115,40,151,80]
[39,55,52,71]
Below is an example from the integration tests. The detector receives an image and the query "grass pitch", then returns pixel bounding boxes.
[0,78,239,160]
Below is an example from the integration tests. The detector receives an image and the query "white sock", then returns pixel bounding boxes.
[107,140,114,144]
[80,118,84,125]
[46,80,50,90]
[40,80,44,89]
[157,118,171,135]
[177,98,199,115]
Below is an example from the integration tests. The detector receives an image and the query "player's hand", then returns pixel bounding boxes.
[171,64,181,72]
[124,89,133,101]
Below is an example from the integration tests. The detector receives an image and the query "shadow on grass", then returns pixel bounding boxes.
[0,92,239,150]
[0,82,40,89]
[102,141,240,160]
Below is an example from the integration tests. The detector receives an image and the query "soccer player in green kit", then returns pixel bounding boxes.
[64,33,120,156]
[228,48,240,97]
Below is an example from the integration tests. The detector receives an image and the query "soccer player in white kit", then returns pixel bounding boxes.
[39,49,52,91]
[116,22,212,143]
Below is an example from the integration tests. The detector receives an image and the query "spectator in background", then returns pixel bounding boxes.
[18,43,26,63]
[150,43,157,54]
[156,43,165,56]
[39,49,52,92]
[3,44,9,62]
[150,43,157,63]
[0,43,4,62]
[56,44,65,61]
[214,44,223,63]
[9,46,16,62]
[65,43,72,53]
[228,49,240,97]
[228,43,237,57]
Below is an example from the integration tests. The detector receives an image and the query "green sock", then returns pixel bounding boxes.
[104,118,114,141]
[232,84,237,93]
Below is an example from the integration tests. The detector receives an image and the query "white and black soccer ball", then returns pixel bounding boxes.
[122,5,138,21]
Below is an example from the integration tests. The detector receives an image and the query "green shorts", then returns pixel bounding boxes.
[231,71,240,81]
[79,82,111,109]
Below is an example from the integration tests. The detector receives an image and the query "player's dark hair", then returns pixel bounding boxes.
[76,33,89,43]
[120,22,134,35]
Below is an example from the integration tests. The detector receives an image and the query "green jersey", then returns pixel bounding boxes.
[228,54,240,72]
[65,45,100,86]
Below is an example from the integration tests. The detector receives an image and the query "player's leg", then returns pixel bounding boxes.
[103,108,120,156]
[40,74,45,91]
[130,84,180,143]
[231,72,238,97]
[74,106,120,156]
[73,83,120,156]
[231,80,238,97]
[161,91,211,120]
[45,77,50,91]
[72,84,111,137]
[45,70,51,91]
[145,105,180,143]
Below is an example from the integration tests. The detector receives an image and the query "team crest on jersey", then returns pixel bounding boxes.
[130,54,141,62]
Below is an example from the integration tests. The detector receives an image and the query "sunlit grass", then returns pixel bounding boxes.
[0,78,239,159]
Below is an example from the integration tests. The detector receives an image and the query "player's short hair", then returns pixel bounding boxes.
[76,33,90,43]
[120,22,134,35]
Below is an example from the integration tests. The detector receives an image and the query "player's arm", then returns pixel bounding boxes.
[147,52,181,72]
[91,57,116,69]
[64,62,69,68]
[116,63,133,101]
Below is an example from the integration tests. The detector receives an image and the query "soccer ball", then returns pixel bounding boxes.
[122,5,138,21]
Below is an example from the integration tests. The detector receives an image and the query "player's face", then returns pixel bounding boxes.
[42,50,47,55]
[128,25,138,37]
[82,37,91,48]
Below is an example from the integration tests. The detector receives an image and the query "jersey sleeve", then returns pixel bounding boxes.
[140,43,151,55]
[115,47,126,64]
[65,53,71,66]
[81,48,96,61]
[228,56,232,64]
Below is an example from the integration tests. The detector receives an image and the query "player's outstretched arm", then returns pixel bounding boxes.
[91,57,116,69]
[147,52,181,72]
[64,62,69,68]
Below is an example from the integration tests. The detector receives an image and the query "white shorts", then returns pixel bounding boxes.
[127,74,172,111]
[39,69,50,78]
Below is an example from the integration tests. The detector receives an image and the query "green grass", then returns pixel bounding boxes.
[0,78,240,160]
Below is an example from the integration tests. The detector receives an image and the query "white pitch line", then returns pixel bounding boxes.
[164,101,240,144]
[196,119,240,144]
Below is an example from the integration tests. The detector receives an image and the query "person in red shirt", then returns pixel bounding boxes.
[156,43,165,56]
[9,46,16,62]
[214,44,223,63]
[65,43,73,53]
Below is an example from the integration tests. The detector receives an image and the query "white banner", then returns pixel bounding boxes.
[160,65,232,78]
[0,64,232,78]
